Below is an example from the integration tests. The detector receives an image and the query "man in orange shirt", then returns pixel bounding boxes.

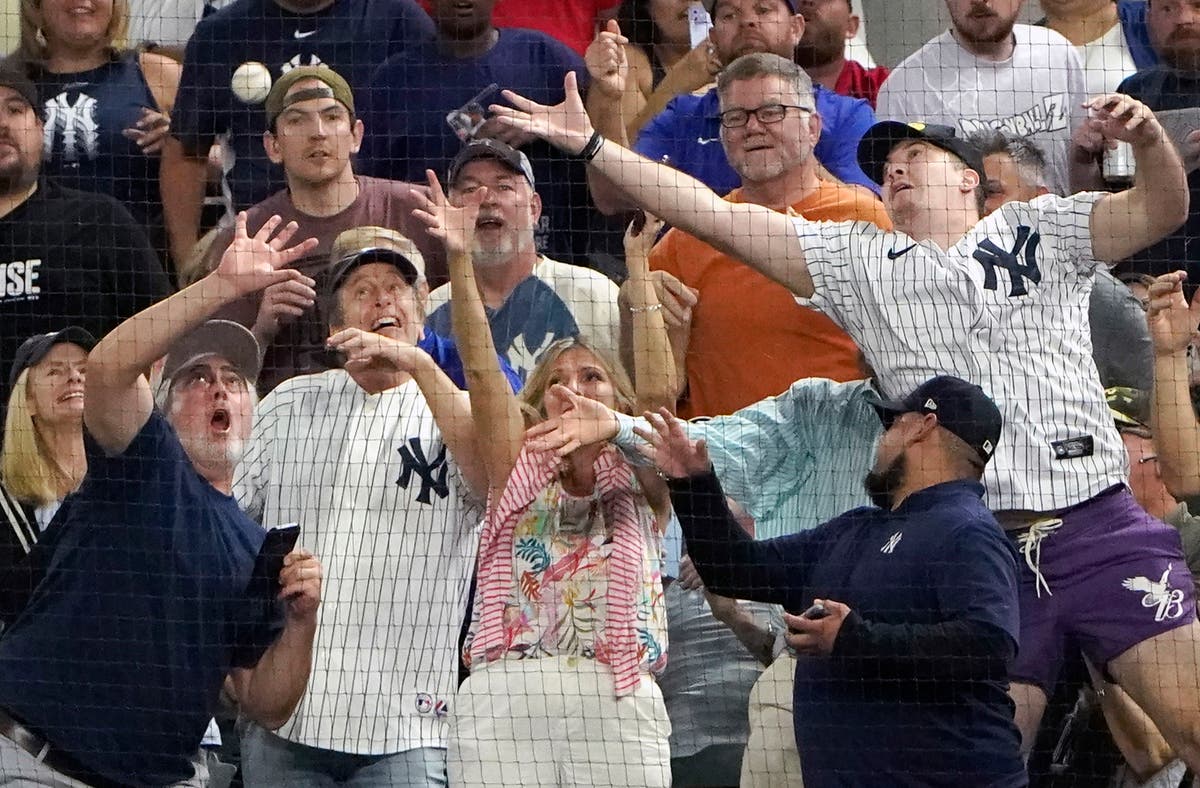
[644,51,891,419]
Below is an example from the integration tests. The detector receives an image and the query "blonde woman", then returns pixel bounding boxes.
[0,327,93,624]
[9,0,180,253]
[415,172,677,787]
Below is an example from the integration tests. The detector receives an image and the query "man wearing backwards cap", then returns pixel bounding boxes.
[161,0,434,266]
[0,213,325,787]
[235,224,487,786]
[649,374,1024,786]
[424,138,620,381]
[200,64,439,393]
[485,75,1200,770]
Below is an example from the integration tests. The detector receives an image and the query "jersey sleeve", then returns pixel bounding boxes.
[788,217,883,331]
[1026,191,1106,274]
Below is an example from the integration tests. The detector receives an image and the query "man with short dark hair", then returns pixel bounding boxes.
[0,214,324,787]
[199,65,440,393]
[794,0,889,106]
[0,67,170,406]
[652,375,1025,787]
[161,0,435,266]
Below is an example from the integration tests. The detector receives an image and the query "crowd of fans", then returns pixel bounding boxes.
[0,0,1197,786]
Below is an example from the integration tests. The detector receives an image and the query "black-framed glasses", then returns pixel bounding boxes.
[717,103,812,129]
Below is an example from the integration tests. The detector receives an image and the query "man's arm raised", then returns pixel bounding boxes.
[85,214,318,455]
[1089,94,1190,264]
[489,72,815,298]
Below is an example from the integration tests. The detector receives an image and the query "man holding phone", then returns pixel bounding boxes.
[645,375,1026,787]
[0,214,325,787]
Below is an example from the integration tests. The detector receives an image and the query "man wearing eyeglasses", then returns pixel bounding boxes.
[640,52,890,423]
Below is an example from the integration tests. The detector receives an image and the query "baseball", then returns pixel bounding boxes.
[231,61,273,104]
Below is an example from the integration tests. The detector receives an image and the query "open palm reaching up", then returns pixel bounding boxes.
[214,212,319,298]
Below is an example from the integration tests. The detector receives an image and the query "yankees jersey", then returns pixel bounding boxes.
[796,191,1126,513]
[877,25,1086,196]
[234,369,478,754]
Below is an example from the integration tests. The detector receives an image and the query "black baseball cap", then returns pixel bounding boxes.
[0,67,45,122]
[873,375,1003,465]
[447,139,536,189]
[858,121,986,187]
[9,327,96,390]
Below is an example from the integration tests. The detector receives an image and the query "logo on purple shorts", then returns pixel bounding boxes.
[1121,564,1186,622]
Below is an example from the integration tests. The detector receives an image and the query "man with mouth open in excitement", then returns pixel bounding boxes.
[234,229,488,786]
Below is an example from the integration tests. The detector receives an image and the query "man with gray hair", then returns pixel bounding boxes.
[0,214,325,786]
[425,139,620,381]
[971,128,1154,393]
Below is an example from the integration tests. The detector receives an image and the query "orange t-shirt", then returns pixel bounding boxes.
[651,182,892,419]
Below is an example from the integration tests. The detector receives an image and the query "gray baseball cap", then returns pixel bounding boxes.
[162,320,261,385]
[447,139,536,188]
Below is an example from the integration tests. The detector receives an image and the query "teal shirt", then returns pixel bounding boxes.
[687,378,883,540]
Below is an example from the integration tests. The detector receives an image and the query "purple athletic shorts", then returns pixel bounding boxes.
[1008,485,1197,694]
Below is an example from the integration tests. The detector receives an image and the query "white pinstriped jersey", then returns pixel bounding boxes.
[234,369,479,754]
[796,191,1125,513]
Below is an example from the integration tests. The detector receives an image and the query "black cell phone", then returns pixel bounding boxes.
[249,523,300,599]
[801,603,829,620]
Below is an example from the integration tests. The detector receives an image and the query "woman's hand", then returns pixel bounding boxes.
[122,107,171,155]
[634,407,710,479]
[623,210,665,278]
[586,20,630,98]
[411,169,484,261]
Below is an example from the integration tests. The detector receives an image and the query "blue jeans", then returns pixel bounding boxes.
[239,723,447,788]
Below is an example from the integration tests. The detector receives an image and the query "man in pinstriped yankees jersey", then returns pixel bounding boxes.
[489,74,1200,770]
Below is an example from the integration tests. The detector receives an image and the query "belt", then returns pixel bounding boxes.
[0,707,128,788]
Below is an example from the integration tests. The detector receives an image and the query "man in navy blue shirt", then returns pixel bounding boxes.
[161,0,434,265]
[647,375,1026,787]
[359,0,597,264]
[0,214,324,787]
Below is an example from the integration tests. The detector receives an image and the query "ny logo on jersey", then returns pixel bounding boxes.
[396,437,449,504]
[972,226,1042,297]
[43,92,99,162]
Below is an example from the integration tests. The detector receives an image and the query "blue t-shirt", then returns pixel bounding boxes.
[0,412,282,786]
[419,328,522,393]
[426,274,586,382]
[358,29,595,262]
[31,53,162,228]
[172,0,434,210]
[634,85,878,195]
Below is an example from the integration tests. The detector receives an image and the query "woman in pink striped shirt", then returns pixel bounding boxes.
[417,175,676,787]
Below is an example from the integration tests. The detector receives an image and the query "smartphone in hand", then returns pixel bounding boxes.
[249,523,300,599]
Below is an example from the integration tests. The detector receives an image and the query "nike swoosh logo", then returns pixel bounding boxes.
[294,28,317,38]
[886,243,917,260]
[696,137,720,145]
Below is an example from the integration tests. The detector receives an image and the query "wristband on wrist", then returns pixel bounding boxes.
[576,130,605,161]
[628,303,664,314]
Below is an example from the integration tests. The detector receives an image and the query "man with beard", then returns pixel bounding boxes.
[876,0,1086,195]
[0,67,170,406]
[794,0,889,107]
[645,375,1026,787]
[1114,0,1200,284]
[424,139,619,381]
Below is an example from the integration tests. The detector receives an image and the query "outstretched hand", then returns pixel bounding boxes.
[214,213,319,297]
[1147,271,1200,356]
[411,169,483,260]
[1081,94,1164,148]
[634,407,710,479]
[487,71,596,156]
[524,384,620,456]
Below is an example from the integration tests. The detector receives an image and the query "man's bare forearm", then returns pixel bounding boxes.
[161,136,210,267]
[1153,350,1200,498]
[231,616,316,730]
